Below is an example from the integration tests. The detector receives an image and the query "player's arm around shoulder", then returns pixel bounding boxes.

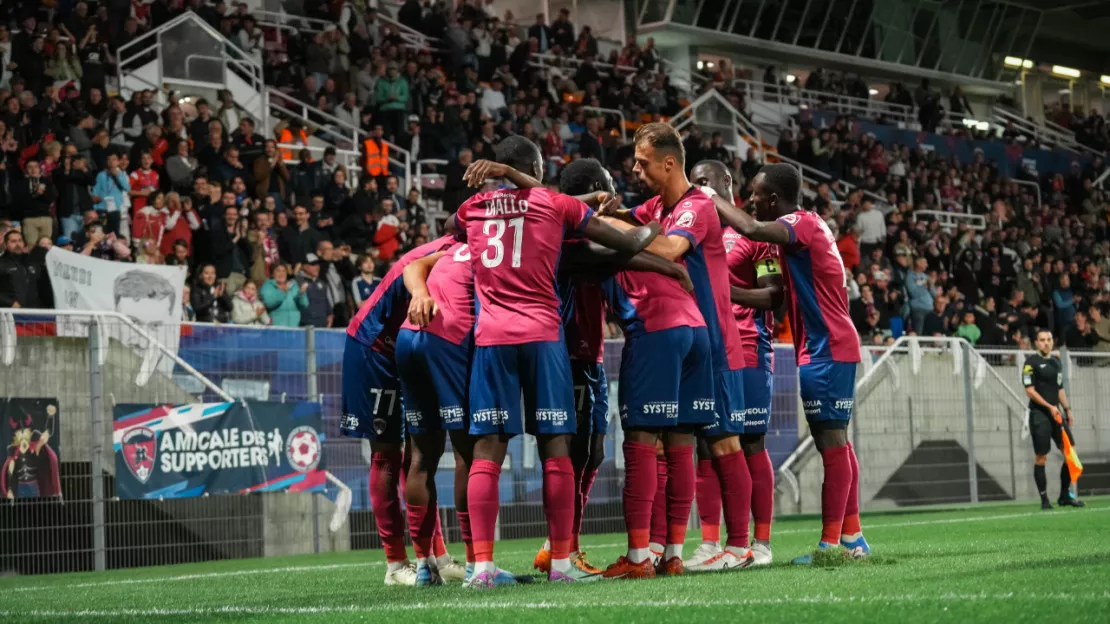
[701,187,792,246]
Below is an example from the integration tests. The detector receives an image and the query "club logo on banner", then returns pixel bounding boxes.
[112,401,327,499]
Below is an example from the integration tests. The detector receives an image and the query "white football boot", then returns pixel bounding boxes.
[684,542,724,571]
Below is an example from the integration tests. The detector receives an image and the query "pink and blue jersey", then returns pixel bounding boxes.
[774,210,861,365]
[455,187,594,346]
[599,268,705,337]
[400,241,475,346]
[346,235,454,356]
[724,228,778,369]
[557,273,606,364]
[633,188,746,371]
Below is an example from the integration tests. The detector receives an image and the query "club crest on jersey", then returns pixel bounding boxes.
[122,427,157,483]
[780,213,801,225]
[675,210,696,228]
[725,240,736,252]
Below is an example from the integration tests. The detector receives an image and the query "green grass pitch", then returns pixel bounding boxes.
[3,498,1110,623]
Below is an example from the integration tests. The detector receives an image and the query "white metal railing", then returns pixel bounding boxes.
[1093,166,1110,190]
[912,209,986,231]
[1008,177,1042,211]
[267,89,413,189]
[732,77,917,128]
[415,158,450,234]
[993,106,1085,155]
[528,52,700,94]
[670,88,763,160]
[773,151,890,209]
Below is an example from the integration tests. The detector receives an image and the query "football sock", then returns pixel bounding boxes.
[457,511,475,563]
[370,451,408,563]
[576,467,599,552]
[621,440,657,562]
[468,458,501,564]
[1060,462,1072,499]
[1034,464,1047,498]
[664,445,695,559]
[405,503,435,560]
[432,508,447,558]
[819,445,851,545]
[714,450,752,549]
[841,442,862,540]
[695,458,721,544]
[746,449,775,542]
[650,454,669,547]
[543,456,575,567]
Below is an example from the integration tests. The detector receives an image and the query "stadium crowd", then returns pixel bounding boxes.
[0,0,1107,355]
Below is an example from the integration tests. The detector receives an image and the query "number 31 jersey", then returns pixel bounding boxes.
[455,188,594,347]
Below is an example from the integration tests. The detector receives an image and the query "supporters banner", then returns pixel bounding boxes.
[112,401,327,500]
[45,247,188,361]
[1,398,61,500]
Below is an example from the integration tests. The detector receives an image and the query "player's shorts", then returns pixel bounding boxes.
[572,359,609,437]
[741,352,773,435]
[618,326,716,430]
[1028,408,1064,456]
[469,340,575,438]
[798,360,857,429]
[340,335,402,443]
[703,368,747,437]
[395,329,472,435]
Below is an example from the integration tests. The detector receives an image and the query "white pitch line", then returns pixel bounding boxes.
[6,592,1110,618]
[7,505,1107,594]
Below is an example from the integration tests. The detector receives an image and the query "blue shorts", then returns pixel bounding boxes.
[572,360,609,437]
[799,360,857,428]
[703,368,747,437]
[469,341,575,438]
[618,326,716,430]
[340,336,402,442]
[395,329,472,435]
[741,352,773,435]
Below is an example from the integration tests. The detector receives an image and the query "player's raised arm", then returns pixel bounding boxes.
[463,159,543,189]
[707,190,792,245]
[403,251,446,326]
[561,241,693,292]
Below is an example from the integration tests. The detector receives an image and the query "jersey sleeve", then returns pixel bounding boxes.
[1022,357,1034,387]
[775,212,808,246]
[630,203,651,224]
[453,195,482,232]
[751,242,782,280]
[667,201,711,248]
[557,194,594,233]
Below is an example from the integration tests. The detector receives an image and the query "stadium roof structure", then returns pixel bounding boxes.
[634,0,1110,92]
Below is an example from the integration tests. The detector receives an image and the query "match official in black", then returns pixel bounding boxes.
[1022,330,1084,510]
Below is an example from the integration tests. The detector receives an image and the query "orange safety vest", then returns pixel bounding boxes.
[364,138,389,176]
[279,128,310,160]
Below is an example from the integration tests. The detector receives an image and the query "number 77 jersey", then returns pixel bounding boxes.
[455,187,595,346]
[775,209,861,365]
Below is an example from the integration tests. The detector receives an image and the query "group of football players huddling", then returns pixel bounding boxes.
[340,123,871,588]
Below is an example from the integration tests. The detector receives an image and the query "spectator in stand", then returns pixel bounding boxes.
[209,205,251,291]
[906,256,934,333]
[253,140,288,211]
[376,62,410,141]
[856,199,885,257]
[12,160,58,244]
[956,311,981,345]
[231,280,271,325]
[280,204,324,266]
[191,264,232,324]
[351,254,380,308]
[296,253,332,328]
[0,230,43,309]
[551,8,574,51]
[1053,274,1077,333]
[92,152,130,236]
[261,264,310,328]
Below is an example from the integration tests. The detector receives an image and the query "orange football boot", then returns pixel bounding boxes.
[602,556,657,580]
[657,556,685,576]
[533,544,552,573]
[572,551,603,575]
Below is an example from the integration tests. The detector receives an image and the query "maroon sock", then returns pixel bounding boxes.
[713,450,752,549]
[370,450,408,562]
[543,456,575,560]
[820,445,852,544]
[406,503,435,559]
[649,452,668,546]
[457,511,475,562]
[622,441,657,551]
[696,458,722,542]
[467,458,501,563]
[842,442,862,536]
[664,445,695,549]
[746,449,775,542]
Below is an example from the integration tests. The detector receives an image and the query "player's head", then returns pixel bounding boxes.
[1035,329,1053,355]
[495,135,543,182]
[691,159,732,199]
[558,158,614,196]
[750,163,801,220]
[632,122,685,194]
